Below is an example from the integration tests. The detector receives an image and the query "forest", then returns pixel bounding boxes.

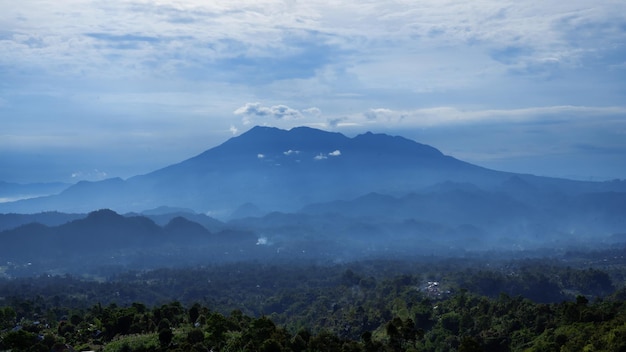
[1,250,626,352]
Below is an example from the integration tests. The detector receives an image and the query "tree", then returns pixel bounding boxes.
[189,303,201,324]
[308,330,343,351]
[0,307,16,330]
[187,328,205,345]
[2,329,38,350]
[159,327,173,348]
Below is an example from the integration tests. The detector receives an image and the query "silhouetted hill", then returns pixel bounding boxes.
[292,181,626,250]
[0,209,271,274]
[0,211,85,232]
[1,127,624,276]
[301,185,533,225]
[0,222,55,261]
[141,206,197,215]
[163,216,213,239]
[229,202,266,219]
[0,210,165,261]
[141,212,225,233]
[60,209,165,247]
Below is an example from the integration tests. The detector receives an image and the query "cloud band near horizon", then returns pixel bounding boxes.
[0,0,625,182]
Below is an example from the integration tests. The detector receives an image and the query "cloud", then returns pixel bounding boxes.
[364,108,396,121]
[314,150,341,160]
[329,150,341,156]
[489,46,532,65]
[303,107,322,117]
[4,1,625,82]
[85,32,161,44]
[234,103,323,126]
[257,153,265,159]
[2,0,626,182]
[327,117,347,127]
[70,169,108,181]
[359,106,626,127]
[572,143,626,155]
[283,150,299,156]
[234,102,301,119]
[3,1,624,102]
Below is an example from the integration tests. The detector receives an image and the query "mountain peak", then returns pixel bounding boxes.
[85,208,124,222]
[7,125,616,215]
[208,125,349,157]
[0,125,493,213]
[232,126,443,156]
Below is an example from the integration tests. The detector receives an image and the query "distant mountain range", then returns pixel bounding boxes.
[0,181,70,203]
[2,126,625,216]
[1,126,626,275]
[0,209,261,275]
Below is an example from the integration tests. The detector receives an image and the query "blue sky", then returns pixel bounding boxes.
[1,0,625,183]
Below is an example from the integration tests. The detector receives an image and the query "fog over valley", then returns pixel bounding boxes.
[1,126,625,275]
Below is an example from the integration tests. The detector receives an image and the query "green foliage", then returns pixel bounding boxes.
[186,328,204,344]
[2,329,39,350]
[0,258,625,351]
[158,328,173,347]
[103,333,159,352]
[0,306,16,330]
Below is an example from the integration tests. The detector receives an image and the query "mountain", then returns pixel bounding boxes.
[0,209,259,275]
[140,211,226,233]
[296,184,602,244]
[0,211,85,232]
[163,216,214,239]
[121,125,488,214]
[0,181,70,202]
[1,126,625,215]
[2,126,624,275]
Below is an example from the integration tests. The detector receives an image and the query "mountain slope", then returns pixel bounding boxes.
[1,126,624,215]
[126,126,482,213]
[0,181,70,202]
[0,211,85,232]
[0,209,260,274]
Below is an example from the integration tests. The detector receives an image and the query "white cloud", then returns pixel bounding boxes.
[313,150,341,160]
[3,1,624,108]
[271,105,303,119]
[234,102,303,120]
[302,107,322,117]
[70,169,108,181]
[257,153,265,159]
[5,1,623,83]
[283,150,299,156]
[359,106,626,127]
[233,103,324,127]
[2,0,626,181]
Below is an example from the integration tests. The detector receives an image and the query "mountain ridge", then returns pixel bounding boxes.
[0,126,624,215]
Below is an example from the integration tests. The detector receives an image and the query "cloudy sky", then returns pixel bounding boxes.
[1,0,625,183]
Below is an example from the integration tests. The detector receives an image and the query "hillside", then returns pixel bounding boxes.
[2,126,624,216]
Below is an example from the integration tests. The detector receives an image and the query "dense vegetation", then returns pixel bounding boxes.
[1,254,626,351]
